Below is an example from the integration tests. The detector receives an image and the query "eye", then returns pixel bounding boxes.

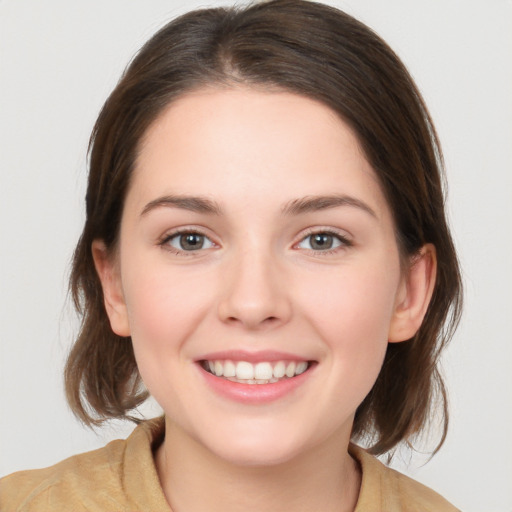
[164,231,215,252]
[296,231,350,251]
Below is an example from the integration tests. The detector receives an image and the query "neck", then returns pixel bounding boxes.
[155,418,361,512]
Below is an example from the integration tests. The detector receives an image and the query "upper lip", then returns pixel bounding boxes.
[195,350,312,363]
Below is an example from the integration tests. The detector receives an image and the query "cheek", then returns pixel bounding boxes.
[121,266,218,419]
[301,260,399,337]
[119,260,216,392]
[124,268,214,348]
[297,261,400,392]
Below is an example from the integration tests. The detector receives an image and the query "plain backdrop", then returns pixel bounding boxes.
[1,1,511,511]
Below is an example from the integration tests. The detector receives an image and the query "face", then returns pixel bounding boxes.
[95,88,433,467]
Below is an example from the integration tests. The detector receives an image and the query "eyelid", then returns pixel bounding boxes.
[157,225,352,256]
[158,226,218,255]
[293,227,353,253]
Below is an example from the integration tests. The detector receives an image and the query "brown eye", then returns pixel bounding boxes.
[297,232,350,251]
[310,233,334,250]
[180,233,204,250]
[167,232,214,251]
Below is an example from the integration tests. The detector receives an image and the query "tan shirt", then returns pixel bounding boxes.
[0,418,460,511]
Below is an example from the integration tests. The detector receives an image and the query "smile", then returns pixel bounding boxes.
[201,360,310,384]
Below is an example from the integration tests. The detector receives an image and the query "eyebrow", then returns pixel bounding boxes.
[281,194,376,218]
[141,195,223,216]
[140,193,376,218]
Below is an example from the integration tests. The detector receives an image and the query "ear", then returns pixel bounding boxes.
[91,240,131,337]
[388,244,437,343]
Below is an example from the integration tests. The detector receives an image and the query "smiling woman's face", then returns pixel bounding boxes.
[94,88,433,466]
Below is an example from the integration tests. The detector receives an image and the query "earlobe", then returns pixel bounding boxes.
[91,240,131,337]
[388,244,437,343]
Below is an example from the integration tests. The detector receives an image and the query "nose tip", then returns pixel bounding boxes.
[221,308,283,330]
[217,255,291,330]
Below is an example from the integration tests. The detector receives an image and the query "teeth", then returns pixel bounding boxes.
[236,361,254,380]
[254,362,273,380]
[223,360,236,377]
[204,359,310,382]
[285,362,296,378]
[273,361,286,378]
[295,361,308,375]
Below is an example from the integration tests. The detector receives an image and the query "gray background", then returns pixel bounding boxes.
[1,1,511,511]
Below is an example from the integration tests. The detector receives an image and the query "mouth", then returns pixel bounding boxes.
[200,359,313,384]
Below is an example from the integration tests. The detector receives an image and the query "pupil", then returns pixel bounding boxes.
[311,234,332,250]
[181,233,203,250]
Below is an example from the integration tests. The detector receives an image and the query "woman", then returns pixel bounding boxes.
[0,1,463,510]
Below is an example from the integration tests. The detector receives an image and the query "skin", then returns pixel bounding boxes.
[93,88,436,512]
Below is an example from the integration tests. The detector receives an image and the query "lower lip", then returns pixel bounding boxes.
[198,364,314,404]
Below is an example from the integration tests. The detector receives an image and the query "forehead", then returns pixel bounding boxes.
[129,87,388,218]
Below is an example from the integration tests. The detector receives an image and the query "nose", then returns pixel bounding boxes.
[217,248,292,330]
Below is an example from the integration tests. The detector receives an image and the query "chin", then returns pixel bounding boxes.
[212,441,303,468]
[195,424,315,468]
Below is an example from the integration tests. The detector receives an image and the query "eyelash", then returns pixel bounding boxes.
[295,228,353,256]
[159,228,216,256]
[158,228,352,256]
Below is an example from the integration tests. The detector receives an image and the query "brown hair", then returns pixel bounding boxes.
[66,0,462,455]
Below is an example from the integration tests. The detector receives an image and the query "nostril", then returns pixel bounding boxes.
[218,288,292,328]
[226,315,277,322]
[223,315,282,331]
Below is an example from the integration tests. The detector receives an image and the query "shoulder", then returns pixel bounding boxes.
[0,437,128,511]
[0,418,168,512]
[350,444,461,512]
